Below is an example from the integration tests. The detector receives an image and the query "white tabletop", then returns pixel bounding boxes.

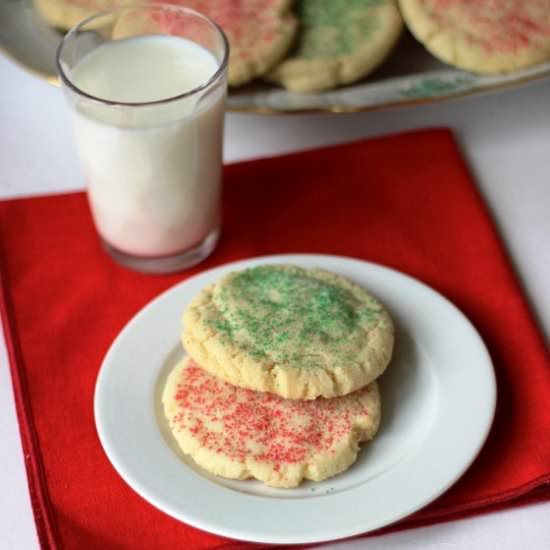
[1,54,549,550]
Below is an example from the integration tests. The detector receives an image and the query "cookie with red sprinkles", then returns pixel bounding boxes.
[162,357,381,487]
[156,0,298,86]
[183,265,394,400]
[399,0,550,74]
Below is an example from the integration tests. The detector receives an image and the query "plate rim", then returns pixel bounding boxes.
[94,253,497,544]
[9,57,550,114]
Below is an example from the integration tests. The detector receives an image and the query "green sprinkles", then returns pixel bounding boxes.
[293,0,390,59]
[207,266,381,368]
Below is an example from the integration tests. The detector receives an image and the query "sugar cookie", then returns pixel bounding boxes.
[399,0,550,74]
[183,265,394,399]
[162,357,381,487]
[157,0,298,86]
[33,0,112,30]
[267,0,403,92]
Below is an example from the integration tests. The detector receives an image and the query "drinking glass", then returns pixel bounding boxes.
[57,4,229,273]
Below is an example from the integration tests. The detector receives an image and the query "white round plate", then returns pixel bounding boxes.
[94,254,496,545]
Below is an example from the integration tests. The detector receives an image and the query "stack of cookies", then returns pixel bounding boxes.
[162,265,394,488]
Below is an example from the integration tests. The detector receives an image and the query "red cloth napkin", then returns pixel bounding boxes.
[1,129,549,550]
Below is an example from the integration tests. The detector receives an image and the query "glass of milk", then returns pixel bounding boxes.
[56,4,228,273]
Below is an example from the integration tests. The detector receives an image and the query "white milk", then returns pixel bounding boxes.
[70,35,224,257]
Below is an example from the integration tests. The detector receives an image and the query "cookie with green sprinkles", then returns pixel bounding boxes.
[182,265,394,400]
[266,0,403,92]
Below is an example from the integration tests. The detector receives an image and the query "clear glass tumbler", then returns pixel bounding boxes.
[57,4,228,273]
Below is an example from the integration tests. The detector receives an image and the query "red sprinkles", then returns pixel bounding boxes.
[154,0,287,46]
[170,360,374,466]
[425,0,550,54]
